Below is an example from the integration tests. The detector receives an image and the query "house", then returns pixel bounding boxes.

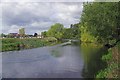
[9,33,19,38]
[37,35,42,38]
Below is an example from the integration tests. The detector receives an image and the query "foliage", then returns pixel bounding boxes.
[19,28,25,37]
[1,38,57,52]
[43,37,57,42]
[41,31,47,38]
[0,33,6,37]
[40,23,80,40]
[96,63,118,78]
[47,23,64,40]
[80,25,97,42]
[81,2,119,43]
[96,47,119,78]
[62,24,80,39]
[80,2,119,78]
[102,49,112,61]
[62,28,73,39]
[70,24,80,39]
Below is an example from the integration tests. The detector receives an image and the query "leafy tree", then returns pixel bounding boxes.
[41,31,47,38]
[19,28,25,38]
[0,33,6,38]
[62,28,74,39]
[81,2,119,44]
[47,23,64,40]
[62,24,80,39]
[80,24,97,42]
[62,28,71,39]
[72,23,80,39]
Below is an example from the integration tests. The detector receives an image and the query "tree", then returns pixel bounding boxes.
[19,28,25,38]
[72,23,80,39]
[0,33,6,38]
[80,23,97,42]
[41,31,47,38]
[81,2,119,44]
[34,33,38,37]
[62,24,80,39]
[62,28,74,39]
[47,23,64,40]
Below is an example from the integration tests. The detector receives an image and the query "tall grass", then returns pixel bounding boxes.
[1,37,57,52]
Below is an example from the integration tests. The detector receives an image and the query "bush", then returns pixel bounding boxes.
[96,46,119,78]
[43,37,57,42]
[102,49,112,61]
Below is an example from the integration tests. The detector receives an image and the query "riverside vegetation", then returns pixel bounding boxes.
[79,2,120,79]
[1,2,119,79]
[1,37,57,52]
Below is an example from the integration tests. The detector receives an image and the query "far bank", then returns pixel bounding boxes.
[1,37,59,52]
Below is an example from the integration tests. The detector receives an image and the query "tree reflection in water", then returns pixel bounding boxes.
[81,43,108,78]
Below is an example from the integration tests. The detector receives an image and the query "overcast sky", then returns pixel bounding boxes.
[1,0,94,35]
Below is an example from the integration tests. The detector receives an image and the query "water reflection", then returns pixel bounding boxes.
[2,42,109,78]
[2,43,84,78]
[81,43,108,78]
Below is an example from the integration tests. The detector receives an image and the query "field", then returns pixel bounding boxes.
[0,37,57,52]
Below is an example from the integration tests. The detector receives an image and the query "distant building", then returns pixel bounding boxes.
[9,33,19,38]
[37,35,42,38]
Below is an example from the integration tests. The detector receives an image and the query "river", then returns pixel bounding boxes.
[2,42,107,78]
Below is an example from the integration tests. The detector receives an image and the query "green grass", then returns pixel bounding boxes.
[96,43,119,79]
[96,62,118,78]
[1,37,58,52]
[102,49,112,61]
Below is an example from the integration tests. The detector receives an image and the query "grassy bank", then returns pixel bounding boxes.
[96,42,119,79]
[1,37,57,52]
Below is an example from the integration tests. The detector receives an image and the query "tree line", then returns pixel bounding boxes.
[41,23,80,40]
[42,2,120,46]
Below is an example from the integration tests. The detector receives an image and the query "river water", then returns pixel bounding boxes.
[2,42,107,78]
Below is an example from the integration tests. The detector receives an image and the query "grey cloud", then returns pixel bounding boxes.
[2,2,83,34]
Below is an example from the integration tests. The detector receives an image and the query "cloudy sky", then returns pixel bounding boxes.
[1,0,94,35]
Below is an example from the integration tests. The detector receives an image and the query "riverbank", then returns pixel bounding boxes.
[80,42,119,79]
[1,37,58,52]
[96,42,119,79]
